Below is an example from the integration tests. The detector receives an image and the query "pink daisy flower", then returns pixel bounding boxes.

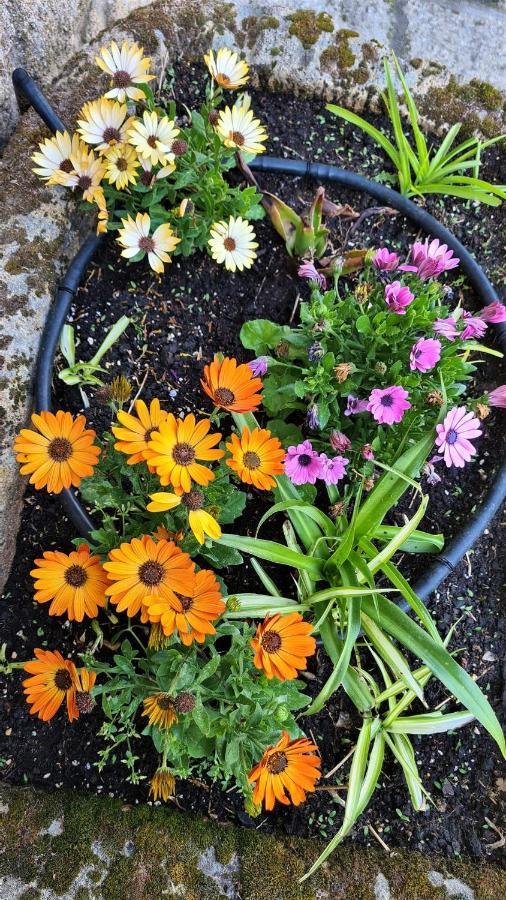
[401,238,459,281]
[478,300,506,323]
[372,248,400,272]
[318,453,349,485]
[435,407,482,468]
[368,386,411,425]
[298,261,327,290]
[488,385,506,408]
[410,338,441,373]
[384,281,414,315]
[433,316,459,341]
[329,430,351,452]
[284,440,322,485]
[460,312,488,341]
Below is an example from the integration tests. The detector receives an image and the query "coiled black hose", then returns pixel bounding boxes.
[13,68,506,603]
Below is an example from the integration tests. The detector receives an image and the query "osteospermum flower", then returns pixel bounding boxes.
[248,356,269,377]
[112,398,168,467]
[117,213,180,273]
[284,440,322,485]
[204,47,249,89]
[104,535,195,618]
[201,355,263,412]
[248,731,321,811]
[409,338,441,373]
[14,410,100,493]
[64,145,105,202]
[96,39,155,102]
[298,261,327,290]
[478,300,506,323]
[142,693,178,729]
[216,104,267,155]
[145,569,226,646]
[30,544,108,622]
[404,237,460,281]
[31,131,84,184]
[488,385,506,407]
[77,98,134,153]
[23,649,78,722]
[384,281,414,315]
[147,490,222,545]
[368,386,411,425]
[318,453,349,485]
[251,612,316,681]
[148,414,223,493]
[460,312,488,341]
[433,316,459,341]
[226,427,285,490]
[104,142,140,189]
[208,216,258,272]
[372,247,400,272]
[435,407,482,468]
[128,111,180,167]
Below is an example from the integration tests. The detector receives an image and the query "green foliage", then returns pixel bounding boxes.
[326,54,506,205]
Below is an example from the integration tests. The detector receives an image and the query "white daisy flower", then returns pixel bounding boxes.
[208,216,258,272]
[117,212,181,273]
[204,48,249,90]
[31,131,85,184]
[77,98,134,153]
[95,40,155,103]
[216,105,267,155]
[128,111,180,167]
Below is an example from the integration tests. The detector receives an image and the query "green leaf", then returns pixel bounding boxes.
[240,320,287,354]
[218,533,322,578]
[386,710,475,734]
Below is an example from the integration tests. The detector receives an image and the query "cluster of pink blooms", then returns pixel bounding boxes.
[373,237,460,281]
[284,439,349,486]
[433,302,506,342]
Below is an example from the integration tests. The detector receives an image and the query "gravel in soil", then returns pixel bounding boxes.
[1,61,505,863]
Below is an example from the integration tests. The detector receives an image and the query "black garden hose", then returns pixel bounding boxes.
[14,69,506,604]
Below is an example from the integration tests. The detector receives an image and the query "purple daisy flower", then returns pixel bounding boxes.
[298,261,327,290]
[284,440,322,485]
[384,281,414,315]
[410,337,442,373]
[488,385,506,408]
[478,300,506,323]
[435,407,482,468]
[329,430,351,452]
[433,316,459,341]
[248,356,269,377]
[318,453,349,485]
[402,238,460,281]
[372,247,400,273]
[460,312,488,341]
[344,395,369,417]
[368,385,411,425]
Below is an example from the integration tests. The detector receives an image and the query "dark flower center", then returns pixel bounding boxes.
[214,387,235,406]
[54,668,73,691]
[48,437,73,462]
[261,631,281,653]
[103,126,121,144]
[266,750,288,775]
[298,453,312,467]
[138,560,164,586]
[182,489,204,511]
[172,442,196,466]
[59,158,73,173]
[219,73,231,85]
[157,694,175,711]
[113,70,132,88]
[446,428,458,445]
[139,235,155,253]
[231,130,245,146]
[116,157,128,171]
[64,564,88,588]
[78,175,92,191]
[380,394,393,407]
[144,427,156,442]
[223,237,236,252]
[147,135,158,148]
[243,451,260,470]
[179,595,193,612]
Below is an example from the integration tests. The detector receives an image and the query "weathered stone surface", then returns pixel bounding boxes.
[0,784,504,899]
[1,0,505,592]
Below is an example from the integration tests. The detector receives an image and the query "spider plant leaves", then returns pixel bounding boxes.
[371,525,443,554]
[224,593,303,618]
[255,498,335,538]
[386,710,475,734]
[217,533,323,578]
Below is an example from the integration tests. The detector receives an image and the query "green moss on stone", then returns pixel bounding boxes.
[287,10,334,49]
[419,74,505,141]
[238,15,280,50]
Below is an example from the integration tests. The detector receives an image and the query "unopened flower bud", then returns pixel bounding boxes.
[171,138,188,156]
[361,444,374,461]
[175,692,195,714]
[208,108,220,126]
[329,430,351,453]
[226,595,241,612]
[374,361,387,376]
[308,341,324,364]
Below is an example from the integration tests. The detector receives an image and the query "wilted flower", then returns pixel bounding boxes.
[433,316,459,341]
[409,338,441,373]
[308,342,324,363]
[488,385,506,408]
[248,356,269,377]
[372,247,400,273]
[435,407,482,467]
[422,460,441,485]
[175,692,195,714]
[306,404,320,430]
[344,395,369,416]
[284,440,322,485]
[318,453,349,485]
[329,430,351,453]
[368,386,411,425]
[275,340,289,359]
[384,281,414,315]
[354,282,372,304]
[334,362,353,383]
[475,402,490,420]
[361,444,374,461]
[109,374,132,405]
[298,261,327,290]
[427,389,444,407]
[150,766,175,802]
[478,300,506,323]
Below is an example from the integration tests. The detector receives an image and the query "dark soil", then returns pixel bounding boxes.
[1,60,505,863]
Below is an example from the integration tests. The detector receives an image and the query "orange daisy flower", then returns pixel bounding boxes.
[248,731,321,810]
[142,692,178,729]
[30,544,108,622]
[14,410,100,494]
[23,649,79,722]
[74,667,97,714]
[112,398,168,467]
[201,356,263,413]
[147,413,224,493]
[226,427,285,490]
[144,569,225,646]
[103,535,195,618]
[251,613,316,681]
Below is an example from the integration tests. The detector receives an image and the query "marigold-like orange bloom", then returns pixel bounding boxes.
[23,649,79,722]
[144,569,225,646]
[251,612,316,681]
[226,427,285,490]
[112,398,168,467]
[14,410,100,494]
[248,730,321,810]
[30,544,108,622]
[201,356,263,413]
[142,693,178,729]
[148,413,223,493]
[104,535,195,617]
